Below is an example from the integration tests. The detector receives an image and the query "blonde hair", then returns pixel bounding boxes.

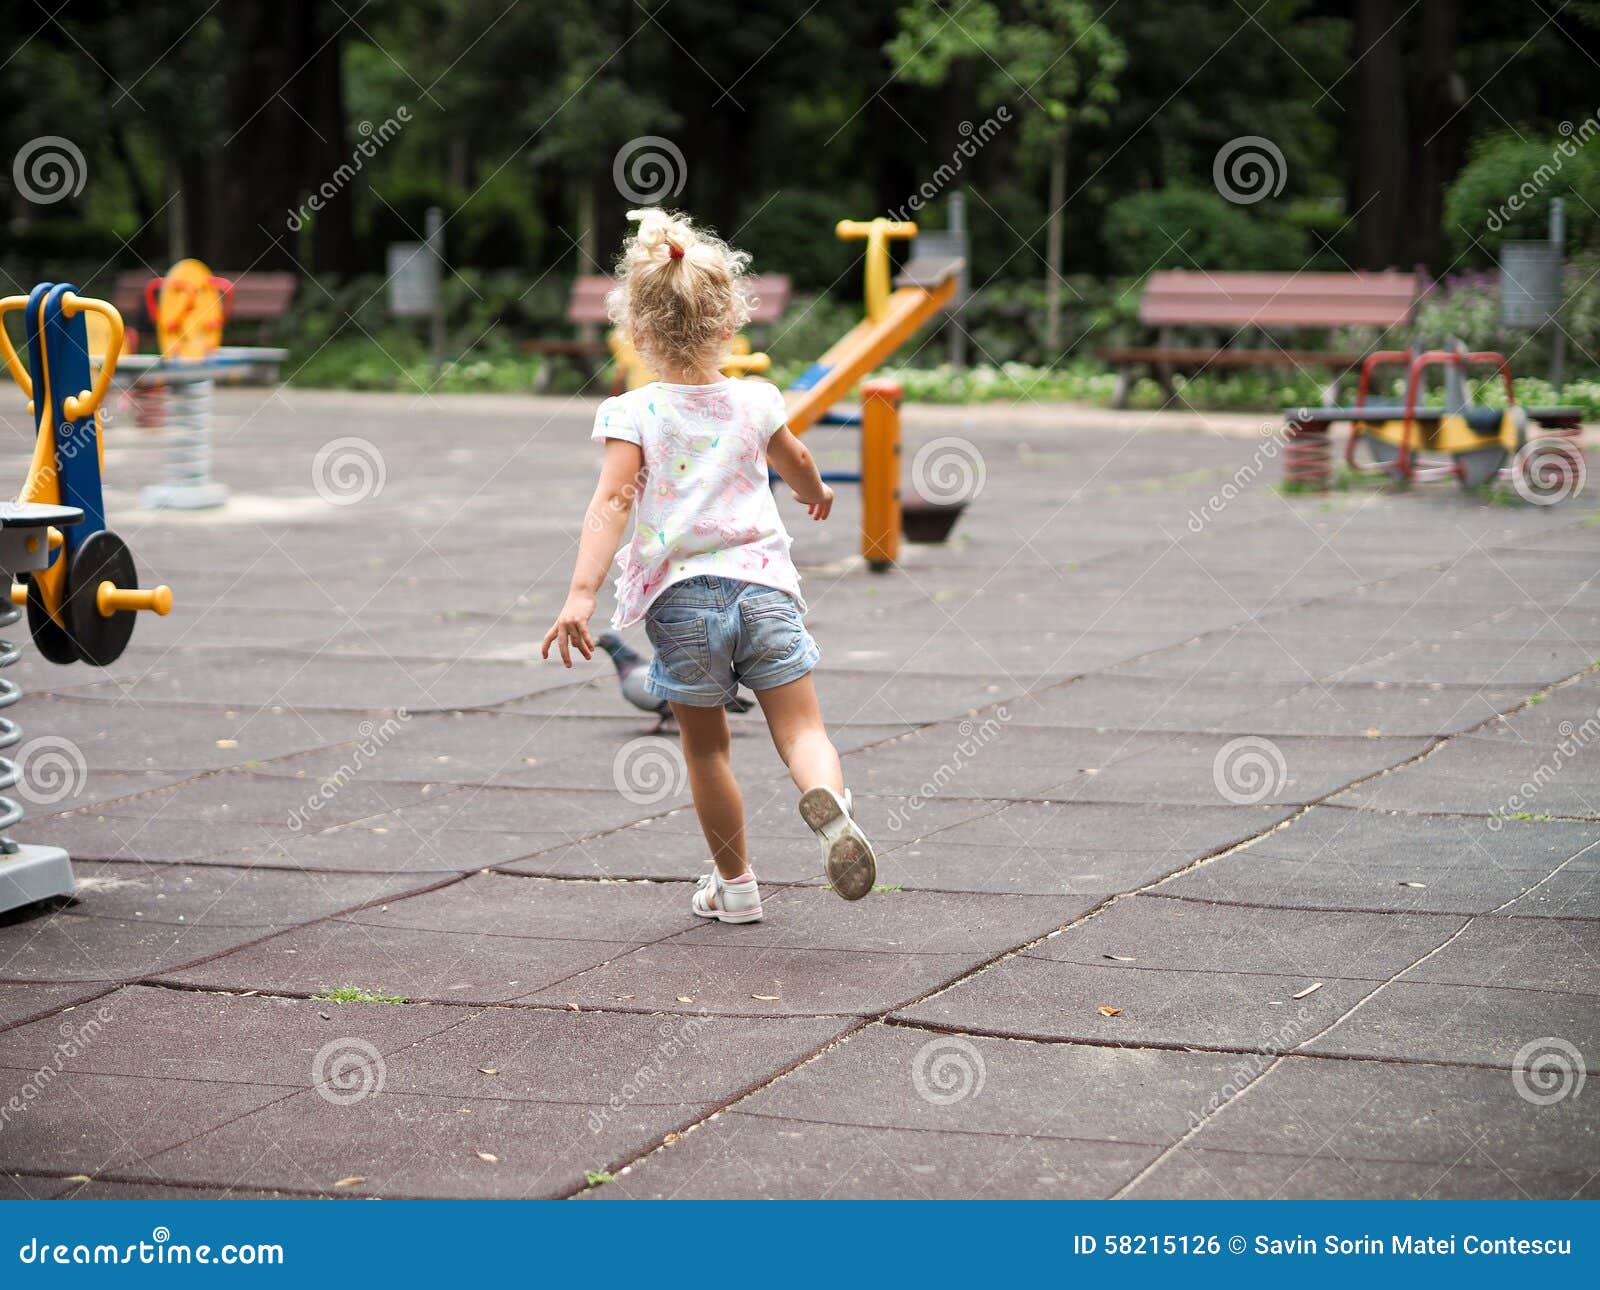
[607,208,751,373]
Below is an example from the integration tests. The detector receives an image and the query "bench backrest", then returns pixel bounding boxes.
[113,270,297,325]
[1139,270,1423,329]
[566,274,794,326]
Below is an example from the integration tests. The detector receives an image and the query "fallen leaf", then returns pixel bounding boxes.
[332,1176,366,1189]
[1103,954,1136,962]
[614,994,636,1001]
[62,1174,90,1183]
[478,1067,499,1076]
[1366,727,1381,738]
[675,996,694,1004]
[567,1003,581,1011]
[663,1133,680,1145]
[1292,982,1324,999]
[215,739,239,749]
[1098,1006,1123,1017]
[476,1151,500,1164]
[752,994,780,1001]
[318,1012,330,1021]
[1399,881,1426,889]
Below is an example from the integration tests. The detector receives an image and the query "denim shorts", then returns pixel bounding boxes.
[644,575,819,707]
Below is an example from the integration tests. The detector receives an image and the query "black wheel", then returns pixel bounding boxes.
[65,529,139,667]
[26,574,79,665]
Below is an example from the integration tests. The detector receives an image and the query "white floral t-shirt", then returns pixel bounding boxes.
[592,378,804,629]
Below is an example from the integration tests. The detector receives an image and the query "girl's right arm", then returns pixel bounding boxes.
[767,426,834,521]
[541,438,645,666]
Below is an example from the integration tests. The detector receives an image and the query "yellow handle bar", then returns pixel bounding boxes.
[836,219,918,241]
[60,293,124,421]
[0,296,33,398]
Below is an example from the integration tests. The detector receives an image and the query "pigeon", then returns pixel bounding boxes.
[597,632,754,731]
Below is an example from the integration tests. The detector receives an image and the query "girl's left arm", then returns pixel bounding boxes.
[542,438,645,666]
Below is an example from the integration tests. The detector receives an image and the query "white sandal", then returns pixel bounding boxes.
[691,871,763,923]
[799,787,877,901]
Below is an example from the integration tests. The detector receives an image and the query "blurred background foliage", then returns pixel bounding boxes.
[2,0,1598,404]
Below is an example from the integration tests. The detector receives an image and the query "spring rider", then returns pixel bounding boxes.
[0,285,172,912]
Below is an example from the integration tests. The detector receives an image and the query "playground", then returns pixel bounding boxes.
[0,0,1596,1214]
[0,361,1593,1196]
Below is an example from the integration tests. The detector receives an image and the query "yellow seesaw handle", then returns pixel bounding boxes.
[60,294,124,421]
[0,296,33,398]
[97,582,172,617]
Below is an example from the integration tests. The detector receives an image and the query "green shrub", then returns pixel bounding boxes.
[1442,129,1600,261]
[1102,186,1306,273]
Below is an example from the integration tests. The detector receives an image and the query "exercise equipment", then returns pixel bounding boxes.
[1283,340,1584,493]
[0,285,173,912]
[783,218,965,570]
[113,258,288,509]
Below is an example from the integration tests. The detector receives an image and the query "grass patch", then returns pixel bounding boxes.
[317,986,408,1005]
[584,1170,614,1187]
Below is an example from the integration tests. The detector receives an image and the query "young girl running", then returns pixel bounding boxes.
[542,208,876,922]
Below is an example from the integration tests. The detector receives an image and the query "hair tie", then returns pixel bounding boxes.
[668,244,685,259]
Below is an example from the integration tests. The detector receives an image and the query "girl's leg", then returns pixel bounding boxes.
[671,701,749,883]
[754,674,843,795]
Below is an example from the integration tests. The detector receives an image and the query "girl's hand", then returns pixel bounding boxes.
[793,483,833,521]
[542,591,597,667]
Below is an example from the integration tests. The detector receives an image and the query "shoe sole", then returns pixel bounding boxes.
[799,787,877,901]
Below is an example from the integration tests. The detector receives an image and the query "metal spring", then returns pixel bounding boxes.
[132,383,167,429]
[165,377,214,490]
[1283,417,1332,487]
[0,599,25,853]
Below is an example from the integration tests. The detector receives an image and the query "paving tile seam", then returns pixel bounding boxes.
[6,1167,334,1201]
[1315,800,1600,825]
[1139,888,1559,919]
[1012,953,1391,985]
[725,1104,1177,1150]
[0,985,121,1037]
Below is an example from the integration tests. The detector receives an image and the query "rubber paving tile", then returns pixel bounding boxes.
[0,905,279,985]
[17,696,363,774]
[1398,914,1600,994]
[897,956,1372,1050]
[154,919,643,1005]
[1125,1149,1600,1199]
[381,1007,849,1105]
[0,982,112,1031]
[0,985,463,1089]
[1501,868,1600,919]
[129,1082,718,1199]
[1179,1053,1600,1171]
[1335,734,1600,819]
[593,1115,1160,1199]
[1037,732,1432,805]
[76,770,450,830]
[1157,809,1598,913]
[926,799,1300,860]
[62,650,577,713]
[0,1071,290,1178]
[1304,978,1600,1070]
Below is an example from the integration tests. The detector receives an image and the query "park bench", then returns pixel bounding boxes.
[524,272,793,390]
[1098,269,1427,407]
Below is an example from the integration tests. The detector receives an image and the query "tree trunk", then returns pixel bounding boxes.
[307,18,355,274]
[1350,0,1411,269]
[1409,0,1462,272]
[1045,132,1067,353]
